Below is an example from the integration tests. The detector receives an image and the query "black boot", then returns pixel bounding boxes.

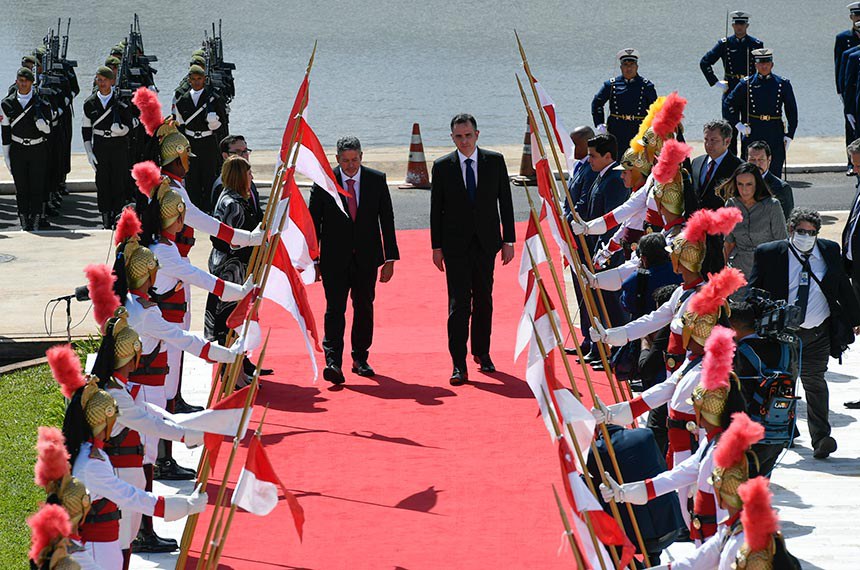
[102,212,113,230]
[27,214,38,231]
[19,215,31,231]
[130,528,178,553]
[173,393,204,414]
[37,213,52,231]
[243,355,274,376]
[154,456,196,480]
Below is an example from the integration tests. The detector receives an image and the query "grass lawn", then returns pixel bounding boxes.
[0,363,67,567]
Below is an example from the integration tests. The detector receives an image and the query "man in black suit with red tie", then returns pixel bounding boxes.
[430,114,516,385]
[309,136,399,385]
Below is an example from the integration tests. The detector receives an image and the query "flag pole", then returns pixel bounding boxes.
[552,484,588,569]
[523,239,649,567]
[205,404,271,569]
[176,331,269,569]
[514,39,631,403]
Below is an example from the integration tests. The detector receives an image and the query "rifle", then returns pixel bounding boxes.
[60,18,76,69]
[127,14,158,91]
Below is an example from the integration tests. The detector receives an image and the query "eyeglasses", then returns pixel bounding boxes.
[794,229,818,236]
[228,148,252,157]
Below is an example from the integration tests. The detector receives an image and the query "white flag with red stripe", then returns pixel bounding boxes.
[518,202,547,291]
[515,271,557,361]
[171,385,253,436]
[262,238,321,380]
[530,77,576,176]
[534,158,575,267]
[292,118,348,217]
[271,167,320,284]
[277,74,309,167]
[232,435,305,540]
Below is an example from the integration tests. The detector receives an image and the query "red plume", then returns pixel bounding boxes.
[714,412,764,469]
[115,206,142,246]
[702,326,736,390]
[739,476,779,551]
[652,139,692,184]
[84,264,119,328]
[34,426,70,489]
[683,206,743,244]
[652,91,687,139]
[28,504,71,562]
[688,267,746,316]
[132,86,163,136]
[46,344,85,399]
[131,161,162,198]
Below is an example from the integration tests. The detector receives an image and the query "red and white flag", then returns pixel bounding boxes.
[278,74,309,166]
[558,437,634,569]
[530,76,576,177]
[262,238,321,380]
[535,158,575,267]
[271,167,320,284]
[292,118,348,217]
[518,202,547,291]
[232,435,305,540]
[515,271,557,361]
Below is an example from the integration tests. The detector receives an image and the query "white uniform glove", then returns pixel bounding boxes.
[848,114,856,130]
[35,118,50,134]
[3,144,11,172]
[569,218,587,235]
[715,80,729,93]
[231,223,265,247]
[220,276,254,303]
[589,321,628,347]
[592,246,612,270]
[83,141,97,170]
[783,136,792,152]
[591,395,634,426]
[595,123,608,135]
[584,217,607,236]
[110,122,129,136]
[582,267,597,288]
[735,122,751,137]
[206,334,245,363]
[162,485,208,522]
[600,472,648,505]
[206,111,221,131]
[183,429,205,448]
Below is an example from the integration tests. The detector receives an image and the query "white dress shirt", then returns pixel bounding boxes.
[341,167,361,206]
[700,149,728,186]
[458,148,478,187]
[96,90,113,108]
[787,242,830,329]
[190,87,203,107]
[16,90,33,108]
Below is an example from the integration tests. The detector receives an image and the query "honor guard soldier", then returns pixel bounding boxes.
[82,66,135,229]
[591,49,658,154]
[724,48,798,177]
[172,64,227,212]
[700,11,764,155]
[836,4,860,171]
[1,67,53,231]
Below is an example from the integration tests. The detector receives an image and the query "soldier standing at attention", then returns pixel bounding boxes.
[835,3,860,173]
[591,49,658,154]
[82,66,134,229]
[724,48,798,177]
[173,64,226,213]
[700,11,764,155]
[1,67,53,231]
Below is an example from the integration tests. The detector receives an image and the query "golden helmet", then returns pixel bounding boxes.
[56,474,92,532]
[639,127,666,163]
[155,177,186,229]
[107,307,142,370]
[34,538,81,570]
[711,453,751,510]
[669,235,706,274]
[121,238,159,291]
[692,373,739,427]
[681,306,723,348]
[80,378,118,438]
[735,540,776,570]
[157,121,195,171]
[654,172,685,216]
[620,147,652,177]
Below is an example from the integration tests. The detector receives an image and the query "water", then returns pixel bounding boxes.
[0,1,850,152]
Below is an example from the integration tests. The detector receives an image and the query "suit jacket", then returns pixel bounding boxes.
[748,238,860,326]
[690,152,742,211]
[563,161,598,222]
[582,164,629,250]
[309,165,399,272]
[430,148,515,254]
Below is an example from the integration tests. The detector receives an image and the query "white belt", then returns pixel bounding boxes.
[185,129,213,139]
[11,135,45,146]
[94,129,126,138]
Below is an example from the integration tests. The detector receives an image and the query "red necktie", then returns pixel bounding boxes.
[346,179,358,220]
[702,159,716,188]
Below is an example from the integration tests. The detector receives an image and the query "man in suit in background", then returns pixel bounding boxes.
[841,140,860,409]
[749,208,860,458]
[747,140,794,220]
[431,114,516,385]
[309,136,399,385]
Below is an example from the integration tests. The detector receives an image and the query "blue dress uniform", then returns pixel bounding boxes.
[835,5,860,158]
[700,11,763,155]
[591,49,658,154]
[724,50,798,177]
[841,49,860,131]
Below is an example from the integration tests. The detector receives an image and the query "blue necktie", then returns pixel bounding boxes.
[465,158,476,203]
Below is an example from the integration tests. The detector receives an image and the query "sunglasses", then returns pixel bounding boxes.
[794,229,818,236]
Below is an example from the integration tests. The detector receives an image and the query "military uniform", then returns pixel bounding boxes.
[591,49,658,153]
[1,68,53,230]
[835,5,860,157]
[724,49,798,177]
[700,12,764,155]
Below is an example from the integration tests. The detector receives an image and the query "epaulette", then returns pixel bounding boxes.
[721,37,728,43]
[610,77,616,84]
[103,377,124,391]
[135,296,157,309]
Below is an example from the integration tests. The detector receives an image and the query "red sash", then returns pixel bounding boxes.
[128,347,169,386]
[174,224,196,258]
[80,498,121,543]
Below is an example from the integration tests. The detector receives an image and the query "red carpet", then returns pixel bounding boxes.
[187,222,615,569]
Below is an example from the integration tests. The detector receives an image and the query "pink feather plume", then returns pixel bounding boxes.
[683,206,743,244]
[702,326,736,390]
[739,476,780,551]
[688,267,747,316]
[652,138,692,184]
[46,344,85,399]
[114,207,142,246]
[132,86,163,136]
[84,264,119,328]
[652,91,687,139]
[34,426,70,489]
[28,504,71,562]
[131,161,162,198]
[714,412,764,469]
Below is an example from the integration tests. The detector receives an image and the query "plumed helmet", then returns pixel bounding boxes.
[654,171,685,216]
[56,474,92,533]
[619,147,652,176]
[107,307,142,370]
[669,235,706,274]
[157,121,195,170]
[120,238,159,291]
[80,377,118,438]
[155,177,186,229]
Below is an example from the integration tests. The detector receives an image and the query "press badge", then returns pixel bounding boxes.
[800,272,809,286]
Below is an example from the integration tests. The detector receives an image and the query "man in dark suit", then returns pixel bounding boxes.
[691,119,742,274]
[842,140,860,409]
[309,136,399,385]
[749,208,860,458]
[747,140,794,220]
[430,114,515,385]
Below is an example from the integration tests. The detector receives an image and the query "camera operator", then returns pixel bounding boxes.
[728,297,797,474]
[749,208,860,459]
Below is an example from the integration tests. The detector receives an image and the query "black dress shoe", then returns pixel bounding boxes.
[173,395,204,414]
[243,356,273,376]
[153,458,196,480]
[813,436,837,459]
[450,367,468,386]
[473,355,496,373]
[37,216,52,230]
[131,529,178,553]
[352,361,375,377]
[845,399,860,409]
[583,351,601,363]
[565,344,591,356]
[323,364,345,385]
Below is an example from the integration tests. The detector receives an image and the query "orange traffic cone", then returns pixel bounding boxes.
[399,123,431,189]
[516,119,536,185]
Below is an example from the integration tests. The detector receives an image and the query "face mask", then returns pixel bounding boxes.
[791,233,816,253]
